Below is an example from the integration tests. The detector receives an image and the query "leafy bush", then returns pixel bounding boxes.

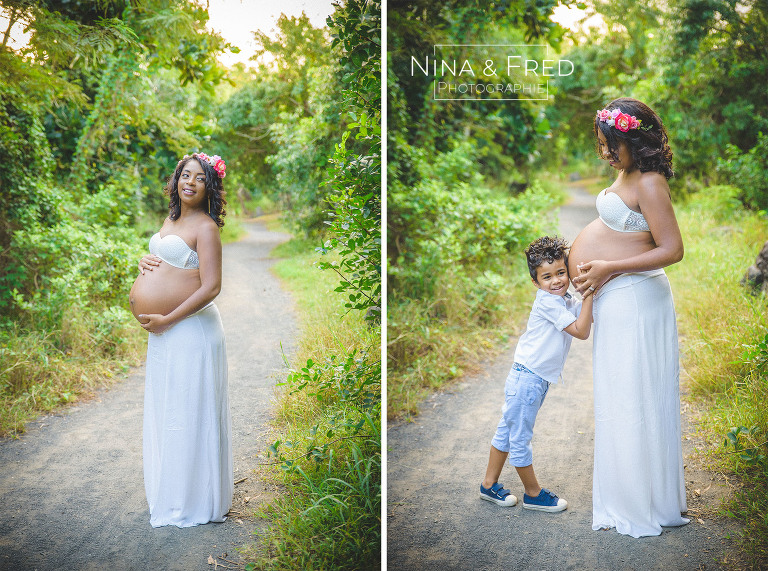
[717,132,768,211]
[0,82,60,274]
[7,220,143,331]
[389,141,555,300]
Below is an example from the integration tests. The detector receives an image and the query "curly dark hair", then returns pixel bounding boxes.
[594,97,674,180]
[525,235,570,281]
[165,155,227,227]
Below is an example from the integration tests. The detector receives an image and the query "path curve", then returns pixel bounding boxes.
[0,219,297,570]
[386,186,737,570]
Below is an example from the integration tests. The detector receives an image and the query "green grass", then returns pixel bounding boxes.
[666,186,768,394]
[666,184,768,567]
[221,216,247,243]
[242,236,380,570]
[0,312,145,437]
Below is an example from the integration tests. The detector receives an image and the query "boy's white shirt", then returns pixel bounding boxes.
[513,288,582,384]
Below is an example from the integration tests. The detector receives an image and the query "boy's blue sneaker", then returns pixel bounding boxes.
[522,488,567,512]
[480,482,517,507]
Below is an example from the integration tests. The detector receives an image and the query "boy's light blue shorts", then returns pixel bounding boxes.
[491,363,550,468]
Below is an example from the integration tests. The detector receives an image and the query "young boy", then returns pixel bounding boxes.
[479,235,593,512]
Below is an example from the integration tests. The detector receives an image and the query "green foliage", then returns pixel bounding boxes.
[256,234,380,570]
[387,1,565,418]
[0,0,233,437]
[725,425,767,468]
[387,0,566,183]
[722,335,768,469]
[318,124,381,322]
[0,84,59,234]
[265,66,341,234]
[389,141,555,299]
[715,330,768,566]
[718,132,768,211]
[7,220,144,332]
[387,149,555,417]
[313,0,382,322]
[250,437,381,570]
[282,351,379,414]
[247,3,381,568]
[544,0,768,198]
[214,13,339,233]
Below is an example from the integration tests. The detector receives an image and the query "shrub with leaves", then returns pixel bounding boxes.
[717,132,768,211]
[252,1,382,569]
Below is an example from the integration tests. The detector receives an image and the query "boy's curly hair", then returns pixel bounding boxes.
[525,235,570,281]
[594,97,674,180]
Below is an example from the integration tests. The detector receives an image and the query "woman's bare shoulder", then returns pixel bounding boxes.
[637,171,671,200]
[195,215,222,244]
[637,171,669,194]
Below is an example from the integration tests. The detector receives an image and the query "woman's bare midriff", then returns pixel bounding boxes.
[568,218,656,281]
[129,263,201,321]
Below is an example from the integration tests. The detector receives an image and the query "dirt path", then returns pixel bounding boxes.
[0,220,297,571]
[386,186,738,570]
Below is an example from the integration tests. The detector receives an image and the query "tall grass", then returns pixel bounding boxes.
[243,236,380,570]
[666,184,768,567]
[667,185,768,393]
[0,308,145,437]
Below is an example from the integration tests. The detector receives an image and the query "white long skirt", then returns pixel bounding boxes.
[592,270,689,538]
[143,303,233,528]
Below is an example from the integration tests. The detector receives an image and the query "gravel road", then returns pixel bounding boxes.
[386,185,739,570]
[0,220,297,571]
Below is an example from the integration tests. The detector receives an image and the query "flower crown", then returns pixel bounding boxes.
[596,108,652,132]
[191,152,226,178]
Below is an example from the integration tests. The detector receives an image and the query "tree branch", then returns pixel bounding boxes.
[2,6,19,49]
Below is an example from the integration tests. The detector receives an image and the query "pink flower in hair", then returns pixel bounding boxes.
[614,112,632,132]
[214,159,226,178]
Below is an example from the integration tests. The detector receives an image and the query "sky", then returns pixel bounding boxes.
[206,0,338,67]
[549,3,606,33]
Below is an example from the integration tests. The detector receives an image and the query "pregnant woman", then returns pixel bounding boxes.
[569,98,689,538]
[129,152,232,528]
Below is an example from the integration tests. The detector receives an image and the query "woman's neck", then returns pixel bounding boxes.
[179,204,207,219]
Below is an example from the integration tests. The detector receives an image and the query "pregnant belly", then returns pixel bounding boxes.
[568,218,656,279]
[129,263,201,322]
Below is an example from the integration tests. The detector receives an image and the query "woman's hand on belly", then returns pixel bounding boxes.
[139,254,163,275]
[571,260,615,295]
[138,313,172,335]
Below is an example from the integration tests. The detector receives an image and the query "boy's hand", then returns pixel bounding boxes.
[580,288,594,299]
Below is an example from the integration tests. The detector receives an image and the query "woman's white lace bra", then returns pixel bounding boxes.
[149,233,199,269]
[596,189,650,232]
